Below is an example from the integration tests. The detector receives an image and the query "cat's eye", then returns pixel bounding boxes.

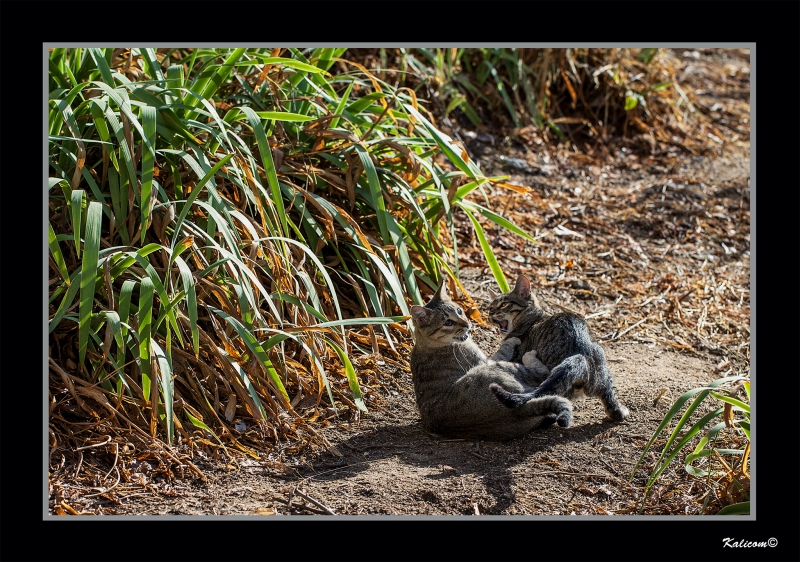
[444,320,453,326]
[456,308,463,315]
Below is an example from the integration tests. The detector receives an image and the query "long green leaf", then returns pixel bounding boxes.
[116,280,136,365]
[78,202,102,364]
[330,80,355,129]
[355,144,420,303]
[403,103,479,180]
[138,277,154,401]
[462,201,538,244]
[716,501,749,515]
[254,111,315,122]
[219,351,269,422]
[187,48,246,114]
[48,221,70,283]
[184,405,226,449]
[139,48,165,82]
[246,56,329,75]
[464,209,509,292]
[169,153,234,248]
[644,407,723,488]
[709,391,750,413]
[151,340,174,444]
[139,105,157,244]
[630,375,745,480]
[88,48,115,85]
[173,255,199,355]
[49,270,82,333]
[325,338,367,413]
[70,189,85,257]
[239,106,287,238]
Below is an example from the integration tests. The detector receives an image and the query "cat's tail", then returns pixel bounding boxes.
[489,383,573,427]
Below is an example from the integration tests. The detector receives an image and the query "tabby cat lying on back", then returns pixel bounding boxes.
[409,281,573,441]
[488,275,629,422]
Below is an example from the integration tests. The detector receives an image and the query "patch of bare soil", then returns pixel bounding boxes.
[49,49,751,519]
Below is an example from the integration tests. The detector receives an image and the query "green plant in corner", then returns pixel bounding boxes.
[631,375,751,515]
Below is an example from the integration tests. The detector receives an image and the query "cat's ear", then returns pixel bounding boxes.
[513,275,531,300]
[410,305,432,326]
[487,286,499,299]
[432,279,450,302]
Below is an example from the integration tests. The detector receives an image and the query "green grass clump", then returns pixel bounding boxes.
[631,376,751,515]
[48,47,534,456]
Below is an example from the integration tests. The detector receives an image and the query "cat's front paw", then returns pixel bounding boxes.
[492,336,522,361]
[522,351,549,379]
[521,350,538,366]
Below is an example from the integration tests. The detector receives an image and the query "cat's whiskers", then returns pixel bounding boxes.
[451,340,470,372]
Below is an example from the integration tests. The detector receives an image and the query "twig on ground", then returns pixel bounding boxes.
[294,487,337,515]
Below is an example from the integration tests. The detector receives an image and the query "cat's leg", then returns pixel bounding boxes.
[598,382,630,421]
[494,360,546,392]
[491,337,521,361]
[591,346,629,421]
[489,384,572,427]
[531,355,590,400]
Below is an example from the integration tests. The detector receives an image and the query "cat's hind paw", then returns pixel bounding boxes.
[521,350,538,365]
[555,397,573,428]
[605,403,630,422]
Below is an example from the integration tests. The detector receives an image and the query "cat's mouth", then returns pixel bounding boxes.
[493,319,509,332]
[455,331,470,342]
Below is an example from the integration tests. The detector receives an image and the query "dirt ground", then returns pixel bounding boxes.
[48,49,751,518]
[87,323,741,517]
